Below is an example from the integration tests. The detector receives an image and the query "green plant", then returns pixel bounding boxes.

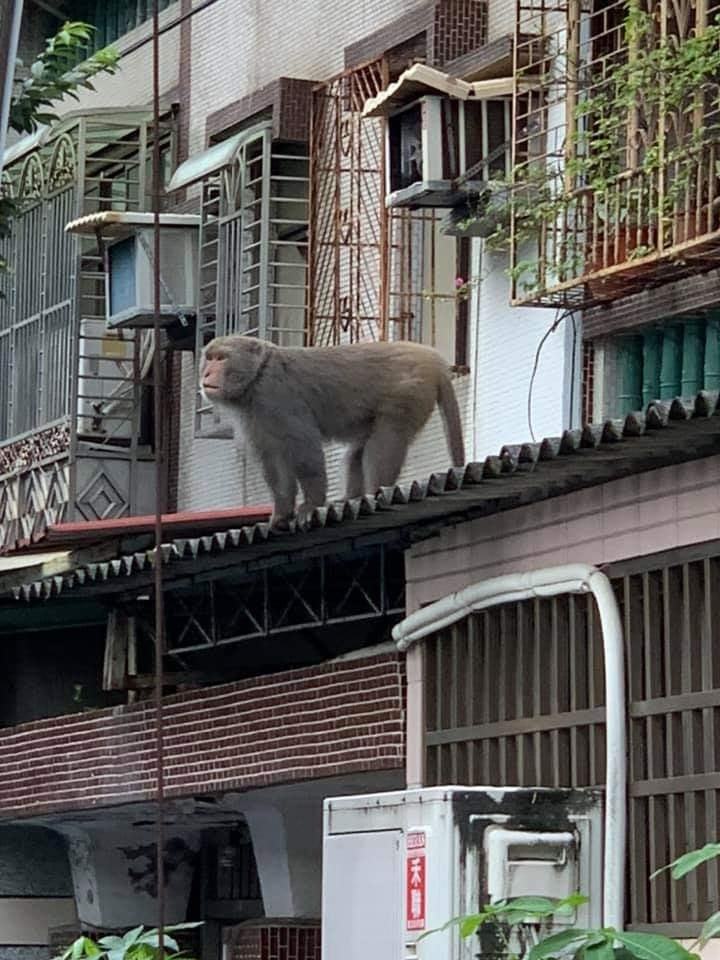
[53,923,202,960]
[0,22,119,275]
[458,2,720,294]
[9,22,119,134]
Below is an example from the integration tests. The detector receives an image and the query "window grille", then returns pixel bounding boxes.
[195,122,309,436]
[0,111,171,448]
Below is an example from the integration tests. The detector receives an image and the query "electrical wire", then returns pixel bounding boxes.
[526,308,576,442]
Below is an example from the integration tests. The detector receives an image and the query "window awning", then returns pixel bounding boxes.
[167,119,272,192]
[64,210,200,237]
[362,64,533,117]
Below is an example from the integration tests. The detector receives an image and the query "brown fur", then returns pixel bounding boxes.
[200,335,465,527]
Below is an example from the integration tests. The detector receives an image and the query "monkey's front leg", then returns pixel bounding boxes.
[295,434,327,525]
[260,455,298,531]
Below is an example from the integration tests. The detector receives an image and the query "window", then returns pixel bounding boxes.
[191,122,309,350]
[69,0,174,49]
[592,314,720,419]
[173,121,309,435]
[309,60,474,367]
[0,138,77,441]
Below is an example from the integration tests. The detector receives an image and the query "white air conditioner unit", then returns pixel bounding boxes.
[363,66,519,210]
[385,96,511,208]
[322,785,603,960]
[65,211,200,329]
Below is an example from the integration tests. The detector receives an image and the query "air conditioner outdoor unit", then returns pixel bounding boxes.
[321,785,603,960]
[65,211,200,329]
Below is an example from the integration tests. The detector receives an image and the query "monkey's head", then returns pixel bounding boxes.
[200,335,272,406]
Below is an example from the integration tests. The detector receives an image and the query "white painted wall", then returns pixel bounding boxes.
[466,244,574,462]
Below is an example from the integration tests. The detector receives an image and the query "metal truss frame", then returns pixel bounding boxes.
[159,542,406,654]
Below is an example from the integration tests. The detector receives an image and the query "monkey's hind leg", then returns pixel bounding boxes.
[362,419,413,494]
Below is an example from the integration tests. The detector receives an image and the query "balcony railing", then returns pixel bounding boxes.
[511,0,720,308]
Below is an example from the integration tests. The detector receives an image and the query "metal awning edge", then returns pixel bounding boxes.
[167,119,272,192]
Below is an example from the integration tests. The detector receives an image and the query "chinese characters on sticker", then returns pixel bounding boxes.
[406,831,426,931]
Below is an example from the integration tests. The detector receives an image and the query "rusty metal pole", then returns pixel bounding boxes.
[151,0,166,945]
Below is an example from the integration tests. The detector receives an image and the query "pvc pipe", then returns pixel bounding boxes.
[0,0,24,178]
[392,563,626,931]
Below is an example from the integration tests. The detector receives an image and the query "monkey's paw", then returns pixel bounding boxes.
[296,502,320,527]
[269,512,294,532]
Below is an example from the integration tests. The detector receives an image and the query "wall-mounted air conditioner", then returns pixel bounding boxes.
[65,211,200,329]
[322,785,603,960]
[363,66,521,210]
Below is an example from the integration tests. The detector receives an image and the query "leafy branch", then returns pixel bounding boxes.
[53,923,202,960]
[9,21,119,135]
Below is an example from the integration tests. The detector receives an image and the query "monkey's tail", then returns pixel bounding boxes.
[437,375,466,468]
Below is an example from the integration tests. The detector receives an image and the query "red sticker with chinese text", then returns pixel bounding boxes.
[406,831,426,931]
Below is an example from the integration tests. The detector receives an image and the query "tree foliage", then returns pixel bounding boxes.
[0,20,119,257]
[9,21,119,135]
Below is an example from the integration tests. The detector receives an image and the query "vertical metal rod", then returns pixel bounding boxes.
[151,0,166,943]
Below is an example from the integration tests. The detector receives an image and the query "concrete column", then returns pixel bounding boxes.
[56,824,200,929]
[243,801,323,918]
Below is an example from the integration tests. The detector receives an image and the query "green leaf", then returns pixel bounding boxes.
[698,909,720,946]
[460,914,484,937]
[650,843,720,880]
[613,931,696,960]
[583,941,617,960]
[501,896,561,916]
[528,929,593,960]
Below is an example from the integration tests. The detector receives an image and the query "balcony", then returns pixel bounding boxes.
[0,107,174,551]
[509,0,720,309]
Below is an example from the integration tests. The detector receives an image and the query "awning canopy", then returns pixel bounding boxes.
[64,210,200,237]
[362,63,531,117]
[167,119,272,193]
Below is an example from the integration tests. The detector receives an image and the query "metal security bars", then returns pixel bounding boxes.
[308,61,469,362]
[0,109,168,446]
[196,122,309,347]
[194,123,309,436]
[0,108,172,548]
[423,545,720,934]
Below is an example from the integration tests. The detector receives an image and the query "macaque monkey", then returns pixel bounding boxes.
[200,335,465,528]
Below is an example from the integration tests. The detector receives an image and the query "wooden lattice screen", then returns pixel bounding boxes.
[424,546,720,934]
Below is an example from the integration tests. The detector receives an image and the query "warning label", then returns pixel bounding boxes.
[406,832,426,931]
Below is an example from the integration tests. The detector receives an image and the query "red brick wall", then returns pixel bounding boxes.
[0,653,405,819]
[226,922,321,960]
[431,0,488,66]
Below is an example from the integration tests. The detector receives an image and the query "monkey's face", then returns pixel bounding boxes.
[200,336,267,406]
[200,349,226,404]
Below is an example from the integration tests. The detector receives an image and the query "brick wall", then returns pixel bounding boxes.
[0,654,405,820]
[431,0,488,65]
[226,922,321,960]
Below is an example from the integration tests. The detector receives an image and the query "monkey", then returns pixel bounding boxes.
[200,335,465,529]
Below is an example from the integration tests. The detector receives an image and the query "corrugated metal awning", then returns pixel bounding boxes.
[167,119,272,192]
[362,64,532,117]
[64,210,200,237]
